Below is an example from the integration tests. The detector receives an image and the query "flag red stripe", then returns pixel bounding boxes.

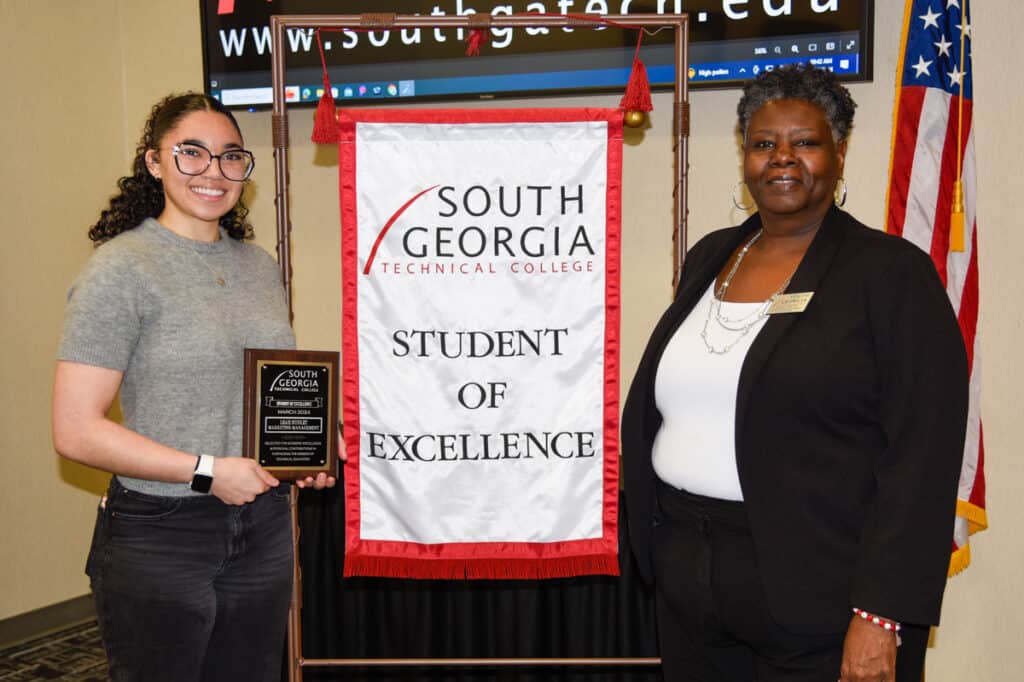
[958,223,980,372]
[961,224,985,511]
[970,425,986,507]
[886,86,926,236]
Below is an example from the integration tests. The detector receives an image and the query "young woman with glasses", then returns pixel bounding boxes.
[52,93,335,681]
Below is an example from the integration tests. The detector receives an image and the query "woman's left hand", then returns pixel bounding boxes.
[295,472,335,490]
[294,435,347,490]
[839,614,898,682]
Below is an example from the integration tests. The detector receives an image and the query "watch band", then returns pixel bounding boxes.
[190,454,215,494]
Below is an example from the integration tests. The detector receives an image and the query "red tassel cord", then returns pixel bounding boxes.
[619,29,653,113]
[465,27,489,57]
[311,30,339,144]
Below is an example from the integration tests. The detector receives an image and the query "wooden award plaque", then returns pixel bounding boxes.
[242,348,339,480]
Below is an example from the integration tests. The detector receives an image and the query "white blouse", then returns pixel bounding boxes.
[651,282,771,501]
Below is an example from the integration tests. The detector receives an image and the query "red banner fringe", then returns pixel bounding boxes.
[344,554,620,580]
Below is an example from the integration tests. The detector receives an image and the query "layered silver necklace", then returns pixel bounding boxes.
[700,229,793,355]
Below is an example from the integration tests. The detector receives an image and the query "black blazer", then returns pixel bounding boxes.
[622,206,968,633]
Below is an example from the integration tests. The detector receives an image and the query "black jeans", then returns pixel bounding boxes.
[87,477,294,682]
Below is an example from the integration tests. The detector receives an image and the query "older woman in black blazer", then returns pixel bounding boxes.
[622,65,968,682]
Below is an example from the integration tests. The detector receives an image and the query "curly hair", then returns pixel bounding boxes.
[737,64,857,142]
[88,93,253,244]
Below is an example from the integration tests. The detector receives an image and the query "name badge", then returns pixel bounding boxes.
[767,292,814,315]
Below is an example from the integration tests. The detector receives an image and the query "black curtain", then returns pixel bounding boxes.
[296,484,660,682]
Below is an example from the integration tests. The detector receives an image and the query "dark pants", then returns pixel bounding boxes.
[87,477,294,682]
[652,480,928,682]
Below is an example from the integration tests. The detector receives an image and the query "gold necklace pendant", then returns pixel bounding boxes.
[187,242,227,287]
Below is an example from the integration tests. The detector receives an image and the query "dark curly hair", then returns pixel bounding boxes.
[737,64,857,142]
[88,93,253,244]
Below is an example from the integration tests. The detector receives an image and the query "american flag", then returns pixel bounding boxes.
[885,0,986,575]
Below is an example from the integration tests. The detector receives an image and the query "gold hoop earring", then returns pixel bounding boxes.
[834,177,848,207]
[732,181,753,211]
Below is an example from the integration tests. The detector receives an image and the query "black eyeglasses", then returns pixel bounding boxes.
[171,142,255,181]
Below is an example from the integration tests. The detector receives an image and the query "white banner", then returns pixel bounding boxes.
[340,109,621,579]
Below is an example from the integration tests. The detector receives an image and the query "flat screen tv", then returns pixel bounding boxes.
[201,0,873,109]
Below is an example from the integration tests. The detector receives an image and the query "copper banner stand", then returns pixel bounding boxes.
[267,12,690,681]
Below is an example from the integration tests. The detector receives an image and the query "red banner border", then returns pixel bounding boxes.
[339,107,623,579]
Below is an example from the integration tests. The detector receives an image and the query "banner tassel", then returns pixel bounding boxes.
[620,28,652,128]
[311,30,339,144]
[312,90,339,144]
[465,27,489,57]
[619,57,653,114]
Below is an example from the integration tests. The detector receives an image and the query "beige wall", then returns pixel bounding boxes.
[1,0,126,617]
[3,1,1022,678]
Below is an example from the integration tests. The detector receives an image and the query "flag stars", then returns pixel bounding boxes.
[912,55,933,78]
[920,6,941,30]
[935,34,953,57]
[956,20,972,39]
[948,65,964,88]
[946,0,960,8]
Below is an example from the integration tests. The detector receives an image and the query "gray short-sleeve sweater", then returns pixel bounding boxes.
[58,218,296,496]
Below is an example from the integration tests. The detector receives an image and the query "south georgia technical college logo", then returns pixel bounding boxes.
[361,183,599,277]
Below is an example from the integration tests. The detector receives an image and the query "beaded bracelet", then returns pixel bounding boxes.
[852,607,902,646]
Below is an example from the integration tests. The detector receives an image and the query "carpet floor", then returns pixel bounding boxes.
[0,621,107,681]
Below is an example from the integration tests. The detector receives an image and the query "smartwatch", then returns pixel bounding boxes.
[190,454,215,493]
